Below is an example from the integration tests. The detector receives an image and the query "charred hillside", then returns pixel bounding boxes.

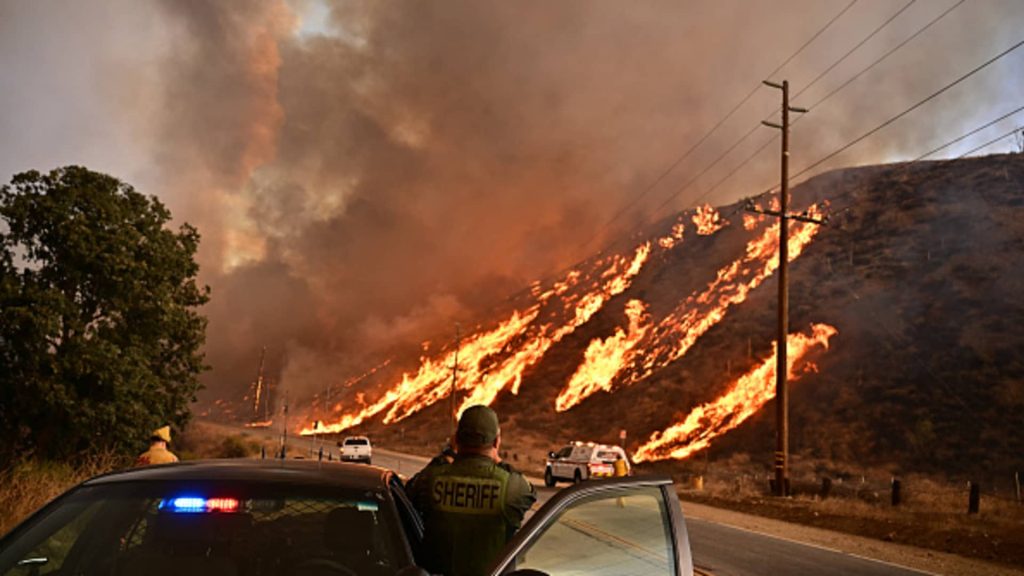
[340,153,1024,477]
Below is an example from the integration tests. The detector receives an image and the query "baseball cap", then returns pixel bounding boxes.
[456,405,500,448]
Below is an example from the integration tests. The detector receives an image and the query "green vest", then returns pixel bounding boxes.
[410,455,534,576]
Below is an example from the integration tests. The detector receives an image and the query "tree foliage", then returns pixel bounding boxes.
[0,167,208,466]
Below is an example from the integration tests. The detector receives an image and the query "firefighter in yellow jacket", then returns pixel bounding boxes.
[135,426,179,466]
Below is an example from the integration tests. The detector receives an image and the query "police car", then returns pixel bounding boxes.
[545,441,631,487]
[0,459,694,576]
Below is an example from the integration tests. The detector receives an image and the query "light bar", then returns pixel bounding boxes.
[160,496,240,513]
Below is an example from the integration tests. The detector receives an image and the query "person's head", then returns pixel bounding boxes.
[454,405,500,459]
[150,425,172,447]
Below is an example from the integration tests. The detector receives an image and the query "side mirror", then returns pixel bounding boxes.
[547,451,556,460]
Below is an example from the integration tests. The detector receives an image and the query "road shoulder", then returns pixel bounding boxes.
[680,500,1023,576]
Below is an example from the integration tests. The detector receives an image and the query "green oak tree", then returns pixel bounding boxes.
[0,167,208,465]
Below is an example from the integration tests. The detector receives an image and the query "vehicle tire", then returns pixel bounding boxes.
[573,469,582,484]
[366,459,372,465]
[544,467,556,487]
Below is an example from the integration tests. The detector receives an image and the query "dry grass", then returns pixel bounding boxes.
[668,454,1024,567]
[0,422,264,536]
[0,452,127,535]
[175,420,261,460]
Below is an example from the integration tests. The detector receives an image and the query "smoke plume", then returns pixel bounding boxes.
[17,0,1016,408]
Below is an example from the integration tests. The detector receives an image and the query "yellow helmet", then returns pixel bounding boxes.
[151,426,172,444]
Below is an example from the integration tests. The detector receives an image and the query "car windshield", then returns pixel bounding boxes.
[344,438,369,446]
[0,481,405,576]
[596,450,619,461]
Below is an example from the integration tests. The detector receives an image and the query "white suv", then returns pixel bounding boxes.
[339,436,372,464]
[544,442,630,486]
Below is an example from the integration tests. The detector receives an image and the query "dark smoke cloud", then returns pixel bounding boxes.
[139,0,1024,407]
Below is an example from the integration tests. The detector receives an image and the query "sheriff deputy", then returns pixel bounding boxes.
[407,405,536,576]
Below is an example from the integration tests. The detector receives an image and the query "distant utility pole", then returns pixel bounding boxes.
[450,323,461,441]
[252,346,267,421]
[748,79,824,497]
[280,389,289,459]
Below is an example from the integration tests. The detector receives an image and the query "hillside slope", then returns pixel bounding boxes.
[323,153,1024,477]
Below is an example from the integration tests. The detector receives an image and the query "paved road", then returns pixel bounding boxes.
[685,516,932,576]
[216,423,931,575]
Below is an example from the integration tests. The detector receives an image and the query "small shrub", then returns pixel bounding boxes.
[216,435,258,459]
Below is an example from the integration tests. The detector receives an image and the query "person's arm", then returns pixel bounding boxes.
[503,471,537,531]
[405,464,435,515]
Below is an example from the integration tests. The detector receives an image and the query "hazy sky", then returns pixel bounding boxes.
[2,0,1022,402]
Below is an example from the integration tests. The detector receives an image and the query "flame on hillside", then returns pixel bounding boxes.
[301,242,653,435]
[658,220,686,250]
[557,299,651,411]
[556,203,824,411]
[634,323,838,462]
[693,204,727,235]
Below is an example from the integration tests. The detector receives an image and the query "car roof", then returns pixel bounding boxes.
[83,459,391,491]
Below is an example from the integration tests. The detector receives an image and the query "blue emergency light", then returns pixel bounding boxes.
[159,496,240,513]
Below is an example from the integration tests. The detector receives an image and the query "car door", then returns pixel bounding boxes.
[569,446,591,479]
[551,446,572,479]
[489,475,693,576]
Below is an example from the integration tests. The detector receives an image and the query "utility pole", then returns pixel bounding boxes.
[252,346,266,421]
[748,79,823,497]
[280,389,289,459]
[450,323,461,441]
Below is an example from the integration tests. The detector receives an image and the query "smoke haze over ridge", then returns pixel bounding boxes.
[2,0,1023,407]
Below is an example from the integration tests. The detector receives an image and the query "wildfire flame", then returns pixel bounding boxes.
[658,220,686,250]
[301,242,652,435]
[555,203,824,411]
[693,204,728,235]
[633,323,838,462]
[556,299,650,411]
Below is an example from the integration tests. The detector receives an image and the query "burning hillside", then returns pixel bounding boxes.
[290,153,1024,476]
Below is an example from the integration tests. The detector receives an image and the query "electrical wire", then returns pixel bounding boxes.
[823,103,1024,217]
[652,0,966,216]
[793,37,1024,180]
[953,124,1023,158]
[915,104,1024,160]
[578,0,861,250]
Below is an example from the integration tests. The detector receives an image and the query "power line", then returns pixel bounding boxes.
[825,103,1024,217]
[734,33,1024,207]
[954,124,1024,158]
[577,0,860,250]
[797,0,969,110]
[791,0,917,102]
[651,0,965,216]
[793,37,1024,180]
[706,0,969,205]
[914,103,1024,161]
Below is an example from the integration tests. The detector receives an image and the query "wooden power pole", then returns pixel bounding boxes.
[748,79,823,497]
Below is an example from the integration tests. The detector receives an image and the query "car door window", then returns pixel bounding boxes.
[552,447,572,476]
[2,500,104,575]
[509,485,676,576]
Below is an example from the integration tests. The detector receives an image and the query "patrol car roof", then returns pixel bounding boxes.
[84,459,390,490]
